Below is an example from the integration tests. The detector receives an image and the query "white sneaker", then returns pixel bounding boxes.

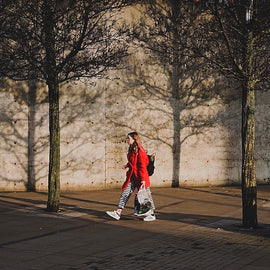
[106,211,120,220]
[143,214,156,222]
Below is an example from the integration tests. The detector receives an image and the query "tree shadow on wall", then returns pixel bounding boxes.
[0,78,105,191]
[0,79,47,191]
[105,1,239,187]
[59,81,107,189]
[106,54,230,187]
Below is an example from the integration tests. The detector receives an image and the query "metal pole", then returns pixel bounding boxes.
[245,0,253,24]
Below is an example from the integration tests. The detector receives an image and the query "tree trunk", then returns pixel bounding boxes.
[241,17,257,227]
[42,0,61,212]
[47,80,60,212]
[242,80,257,228]
[171,0,181,188]
[27,81,37,192]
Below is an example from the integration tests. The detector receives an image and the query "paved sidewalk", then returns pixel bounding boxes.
[0,185,270,270]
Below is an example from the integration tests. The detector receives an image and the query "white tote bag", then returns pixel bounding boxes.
[137,187,151,206]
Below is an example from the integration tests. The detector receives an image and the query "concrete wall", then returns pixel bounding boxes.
[0,54,269,191]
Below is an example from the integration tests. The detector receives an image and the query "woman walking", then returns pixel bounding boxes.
[106,131,156,221]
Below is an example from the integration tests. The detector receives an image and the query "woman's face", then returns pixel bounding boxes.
[126,135,134,145]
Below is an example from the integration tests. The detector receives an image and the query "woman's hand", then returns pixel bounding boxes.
[141,181,146,189]
[122,163,128,170]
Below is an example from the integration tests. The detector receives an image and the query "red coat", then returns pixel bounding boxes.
[122,145,150,190]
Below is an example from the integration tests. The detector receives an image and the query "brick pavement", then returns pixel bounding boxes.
[0,186,270,270]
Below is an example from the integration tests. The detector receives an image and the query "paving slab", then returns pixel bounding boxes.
[0,186,270,269]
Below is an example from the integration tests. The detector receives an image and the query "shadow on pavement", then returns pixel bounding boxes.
[0,187,270,269]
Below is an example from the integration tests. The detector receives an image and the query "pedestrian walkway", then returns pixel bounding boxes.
[0,185,270,270]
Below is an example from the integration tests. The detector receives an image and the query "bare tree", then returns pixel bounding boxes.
[189,0,270,227]
[133,0,269,227]
[0,0,133,211]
